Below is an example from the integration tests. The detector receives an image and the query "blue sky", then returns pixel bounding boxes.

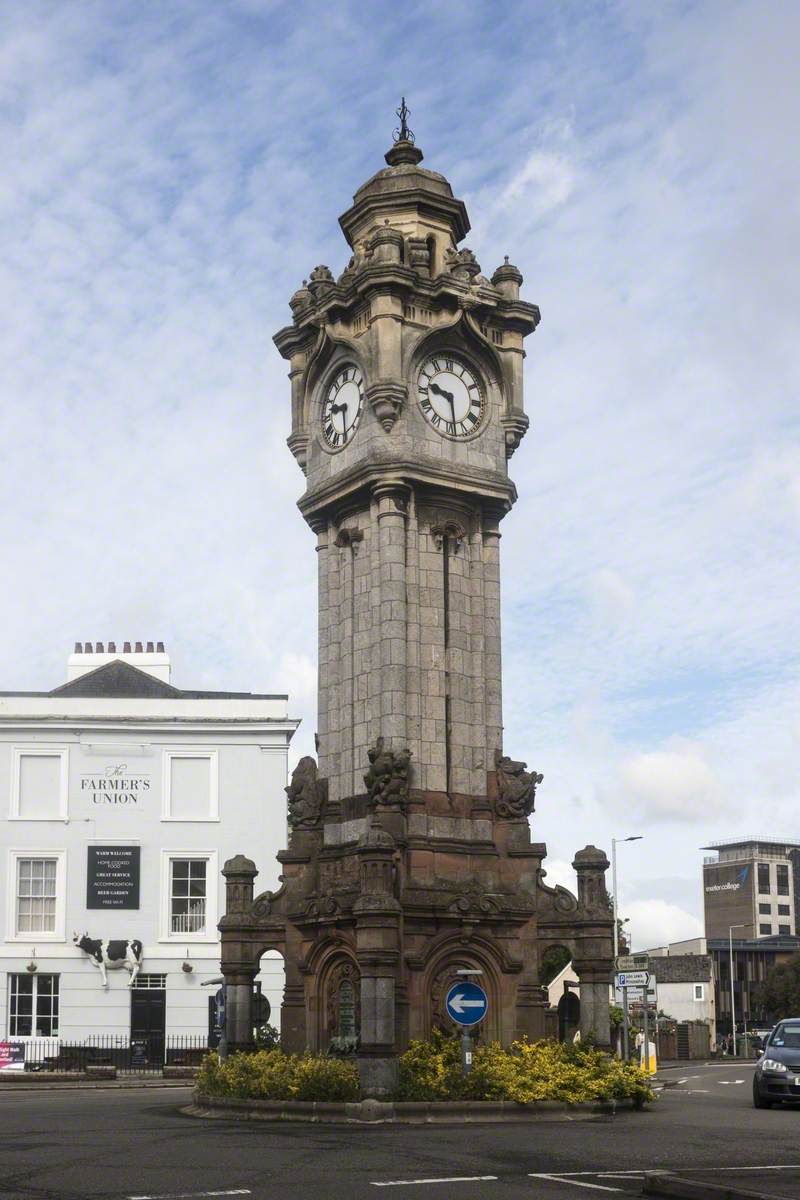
[2,0,798,948]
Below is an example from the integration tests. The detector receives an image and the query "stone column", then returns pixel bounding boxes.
[314,520,331,779]
[373,481,409,750]
[354,824,402,1097]
[572,846,614,1048]
[220,855,259,1054]
[482,512,503,769]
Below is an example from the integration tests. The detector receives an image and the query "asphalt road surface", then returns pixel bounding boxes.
[1,1062,799,1200]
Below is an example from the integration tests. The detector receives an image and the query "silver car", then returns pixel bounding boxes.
[753,1018,800,1108]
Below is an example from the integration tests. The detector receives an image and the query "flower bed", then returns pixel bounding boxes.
[197,1048,360,1102]
[397,1032,653,1106]
[196,1035,653,1108]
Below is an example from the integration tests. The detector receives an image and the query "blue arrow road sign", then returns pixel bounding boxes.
[446,981,488,1027]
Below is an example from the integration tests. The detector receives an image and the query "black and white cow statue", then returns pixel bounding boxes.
[73,933,143,988]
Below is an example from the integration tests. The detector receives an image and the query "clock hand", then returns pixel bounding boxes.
[430,382,454,402]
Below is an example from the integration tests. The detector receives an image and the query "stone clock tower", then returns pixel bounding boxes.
[220,109,614,1093]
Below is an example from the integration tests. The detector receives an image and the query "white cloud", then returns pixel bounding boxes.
[588,568,635,627]
[538,858,576,895]
[626,899,703,953]
[616,743,725,825]
[497,149,577,218]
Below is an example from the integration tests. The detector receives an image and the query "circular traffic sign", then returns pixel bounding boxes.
[445,981,488,1027]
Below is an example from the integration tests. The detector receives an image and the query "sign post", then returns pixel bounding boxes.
[446,981,488,1076]
[622,985,630,1061]
[201,976,227,1061]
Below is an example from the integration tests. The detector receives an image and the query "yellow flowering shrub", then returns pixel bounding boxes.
[197,1049,360,1102]
[396,1032,653,1106]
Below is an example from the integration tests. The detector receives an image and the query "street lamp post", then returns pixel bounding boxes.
[612,836,643,961]
[728,923,752,1058]
[611,835,643,1062]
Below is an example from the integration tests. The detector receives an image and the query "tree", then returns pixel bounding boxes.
[753,953,800,1021]
[540,945,572,987]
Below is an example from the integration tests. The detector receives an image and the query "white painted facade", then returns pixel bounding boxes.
[0,646,298,1053]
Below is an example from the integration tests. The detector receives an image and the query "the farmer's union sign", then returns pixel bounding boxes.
[80,763,151,805]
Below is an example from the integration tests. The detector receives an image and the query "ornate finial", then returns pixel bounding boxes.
[393,96,414,144]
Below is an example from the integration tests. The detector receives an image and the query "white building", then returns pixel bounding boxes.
[0,642,297,1058]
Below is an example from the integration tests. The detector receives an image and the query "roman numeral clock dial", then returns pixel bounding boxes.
[321,365,364,449]
[417,356,484,438]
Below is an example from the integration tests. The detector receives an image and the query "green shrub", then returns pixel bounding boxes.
[396,1032,653,1107]
[197,1049,360,1102]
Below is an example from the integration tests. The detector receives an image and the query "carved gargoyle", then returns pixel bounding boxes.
[494,749,543,819]
[443,246,482,281]
[364,737,411,807]
[286,756,326,828]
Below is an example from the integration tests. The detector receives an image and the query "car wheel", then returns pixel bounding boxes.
[753,1080,772,1109]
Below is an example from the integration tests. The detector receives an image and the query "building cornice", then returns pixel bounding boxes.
[298,454,517,526]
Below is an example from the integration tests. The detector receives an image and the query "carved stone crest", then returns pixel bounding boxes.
[494,749,543,819]
[364,737,411,807]
[286,756,326,828]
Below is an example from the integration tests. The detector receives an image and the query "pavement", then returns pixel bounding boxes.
[0,1061,798,1200]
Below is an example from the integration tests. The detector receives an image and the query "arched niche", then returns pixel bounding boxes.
[422,939,502,1043]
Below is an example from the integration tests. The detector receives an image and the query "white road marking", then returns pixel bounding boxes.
[719,1079,745,1085]
[129,1191,251,1200]
[705,1165,800,1172]
[372,1177,498,1188]
[528,1177,621,1192]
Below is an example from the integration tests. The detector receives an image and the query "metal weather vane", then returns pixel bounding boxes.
[393,96,414,144]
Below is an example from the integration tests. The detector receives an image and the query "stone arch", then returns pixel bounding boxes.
[558,990,580,1043]
[539,942,574,988]
[302,935,360,1052]
[407,312,504,401]
[420,935,504,1043]
[254,947,285,1041]
[302,331,367,428]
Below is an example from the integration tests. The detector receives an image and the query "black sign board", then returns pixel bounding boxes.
[130,1038,148,1068]
[86,846,140,909]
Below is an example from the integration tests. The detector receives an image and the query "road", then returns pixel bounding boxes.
[0,1062,798,1200]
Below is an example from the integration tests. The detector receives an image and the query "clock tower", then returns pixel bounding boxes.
[275,112,536,808]
[220,108,614,1093]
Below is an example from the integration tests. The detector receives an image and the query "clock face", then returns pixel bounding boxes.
[321,365,364,449]
[417,355,484,438]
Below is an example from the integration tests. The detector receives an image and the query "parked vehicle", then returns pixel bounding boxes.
[753,1018,800,1108]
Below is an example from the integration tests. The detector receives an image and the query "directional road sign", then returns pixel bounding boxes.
[446,981,488,1027]
[616,955,649,972]
[616,971,650,988]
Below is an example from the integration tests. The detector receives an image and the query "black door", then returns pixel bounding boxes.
[130,990,166,1066]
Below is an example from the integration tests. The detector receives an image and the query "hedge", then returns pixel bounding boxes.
[197,1048,360,1102]
[396,1031,654,1106]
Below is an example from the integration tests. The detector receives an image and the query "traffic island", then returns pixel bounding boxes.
[187,1093,642,1123]
[191,1038,654,1118]
[643,1172,783,1200]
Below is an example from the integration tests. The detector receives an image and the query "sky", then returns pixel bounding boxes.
[1,0,798,952]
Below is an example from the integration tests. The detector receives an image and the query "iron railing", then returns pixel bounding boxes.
[2,1034,210,1075]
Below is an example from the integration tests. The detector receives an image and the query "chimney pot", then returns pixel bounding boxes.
[156,641,165,652]
[135,641,143,652]
[95,642,104,653]
[74,642,82,653]
[84,642,92,653]
[108,641,116,653]
[123,641,132,653]
[146,641,154,653]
